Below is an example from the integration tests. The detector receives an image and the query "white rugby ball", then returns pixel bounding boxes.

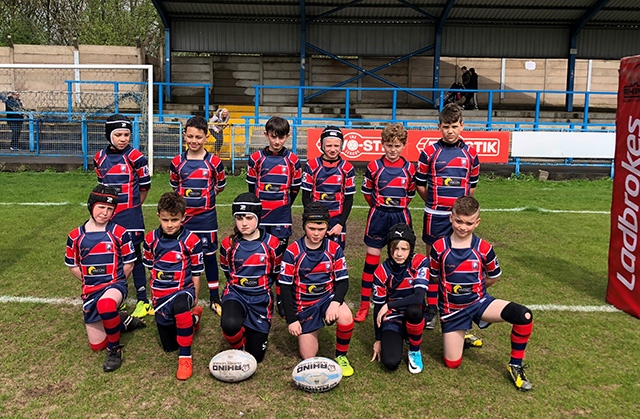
[292,357,342,393]
[209,349,257,383]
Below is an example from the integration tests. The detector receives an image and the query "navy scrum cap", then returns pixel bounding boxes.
[303,202,330,226]
[105,114,132,145]
[88,184,118,215]
[387,223,416,256]
[232,192,262,221]
[320,126,344,150]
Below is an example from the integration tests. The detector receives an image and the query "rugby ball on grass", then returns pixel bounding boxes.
[209,349,257,383]
[292,357,342,393]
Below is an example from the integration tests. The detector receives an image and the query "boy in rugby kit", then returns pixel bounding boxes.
[143,193,204,380]
[415,103,481,342]
[170,116,226,315]
[246,116,302,316]
[65,185,146,373]
[279,203,355,377]
[219,193,282,363]
[429,196,534,391]
[301,126,356,249]
[371,224,428,374]
[355,123,416,322]
[94,114,153,318]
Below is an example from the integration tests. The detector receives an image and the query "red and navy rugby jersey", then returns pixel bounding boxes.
[65,221,136,297]
[429,234,501,316]
[246,147,302,227]
[301,157,356,220]
[142,227,204,300]
[219,231,282,293]
[279,238,348,314]
[170,151,226,232]
[415,140,480,212]
[372,254,429,320]
[94,145,151,233]
[361,157,416,209]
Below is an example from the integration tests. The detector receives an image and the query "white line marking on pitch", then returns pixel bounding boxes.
[0,295,622,312]
[0,202,611,215]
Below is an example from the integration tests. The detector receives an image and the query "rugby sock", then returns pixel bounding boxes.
[223,327,246,350]
[132,260,149,303]
[97,298,121,349]
[426,277,438,309]
[359,252,380,307]
[406,319,425,352]
[175,311,193,357]
[509,322,533,366]
[204,254,221,304]
[335,321,354,357]
[444,357,462,369]
[90,338,108,352]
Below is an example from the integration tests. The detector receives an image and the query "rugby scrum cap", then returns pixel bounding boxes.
[105,114,132,146]
[88,184,119,215]
[232,192,262,221]
[320,126,344,150]
[387,223,416,257]
[302,202,330,226]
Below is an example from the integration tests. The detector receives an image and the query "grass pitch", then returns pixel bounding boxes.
[1,171,639,418]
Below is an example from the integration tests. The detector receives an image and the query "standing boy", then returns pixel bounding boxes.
[415,103,480,336]
[143,192,204,380]
[429,196,534,391]
[301,126,356,249]
[246,116,302,316]
[170,115,226,315]
[65,185,146,373]
[94,114,153,318]
[279,203,355,377]
[355,123,416,322]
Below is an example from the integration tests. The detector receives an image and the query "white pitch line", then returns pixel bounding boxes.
[0,295,622,312]
[0,202,611,215]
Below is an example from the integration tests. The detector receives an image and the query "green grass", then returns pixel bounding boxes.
[1,172,639,418]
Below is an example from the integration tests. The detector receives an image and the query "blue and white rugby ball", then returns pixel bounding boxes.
[292,357,342,393]
[209,349,257,383]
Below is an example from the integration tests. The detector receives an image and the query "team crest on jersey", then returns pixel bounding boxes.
[282,166,287,173]
[472,262,478,269]
[176,255,182,261]
[461,158,467,166]
[201,237,208,245]
[260,255,265,263]
[336,175,341,182]
[202,169,208,176]
[121,164,127,172]
[325,262,331,270]
[143,167,150,176]
[106,244,112,251]
[401,178,406,185]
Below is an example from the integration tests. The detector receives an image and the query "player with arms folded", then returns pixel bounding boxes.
[429,196,534,391]
[279,203,355,377]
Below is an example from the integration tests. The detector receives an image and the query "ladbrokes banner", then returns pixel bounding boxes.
[307,128,510,163]
[607,56,640,318]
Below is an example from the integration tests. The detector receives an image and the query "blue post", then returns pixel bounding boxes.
[392,90,397,121]
[28,112,35,152]
[66,81,73,121]
[487,91,494,130]
[158,84,164,122]
[164,28,172,102]
[534,92,541,130]
[81,116,89,171]
[583,91,591,130]
[114,83,119,114]
[345,89,351,126]
[132,115,140,150]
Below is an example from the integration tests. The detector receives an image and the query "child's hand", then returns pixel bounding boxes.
[288,321,302,337]
[376,304,389,328]
[325,301,340,323]
[371,341,382,362]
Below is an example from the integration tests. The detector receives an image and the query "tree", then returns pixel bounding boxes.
[0,0,163,57]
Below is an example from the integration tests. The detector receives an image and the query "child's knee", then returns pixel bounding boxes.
[500,302,533,325]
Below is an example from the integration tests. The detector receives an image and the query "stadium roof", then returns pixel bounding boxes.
[152,0,640,28]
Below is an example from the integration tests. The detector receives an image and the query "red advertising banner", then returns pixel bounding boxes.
[607,55,640,318]
[307,128,510,163]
